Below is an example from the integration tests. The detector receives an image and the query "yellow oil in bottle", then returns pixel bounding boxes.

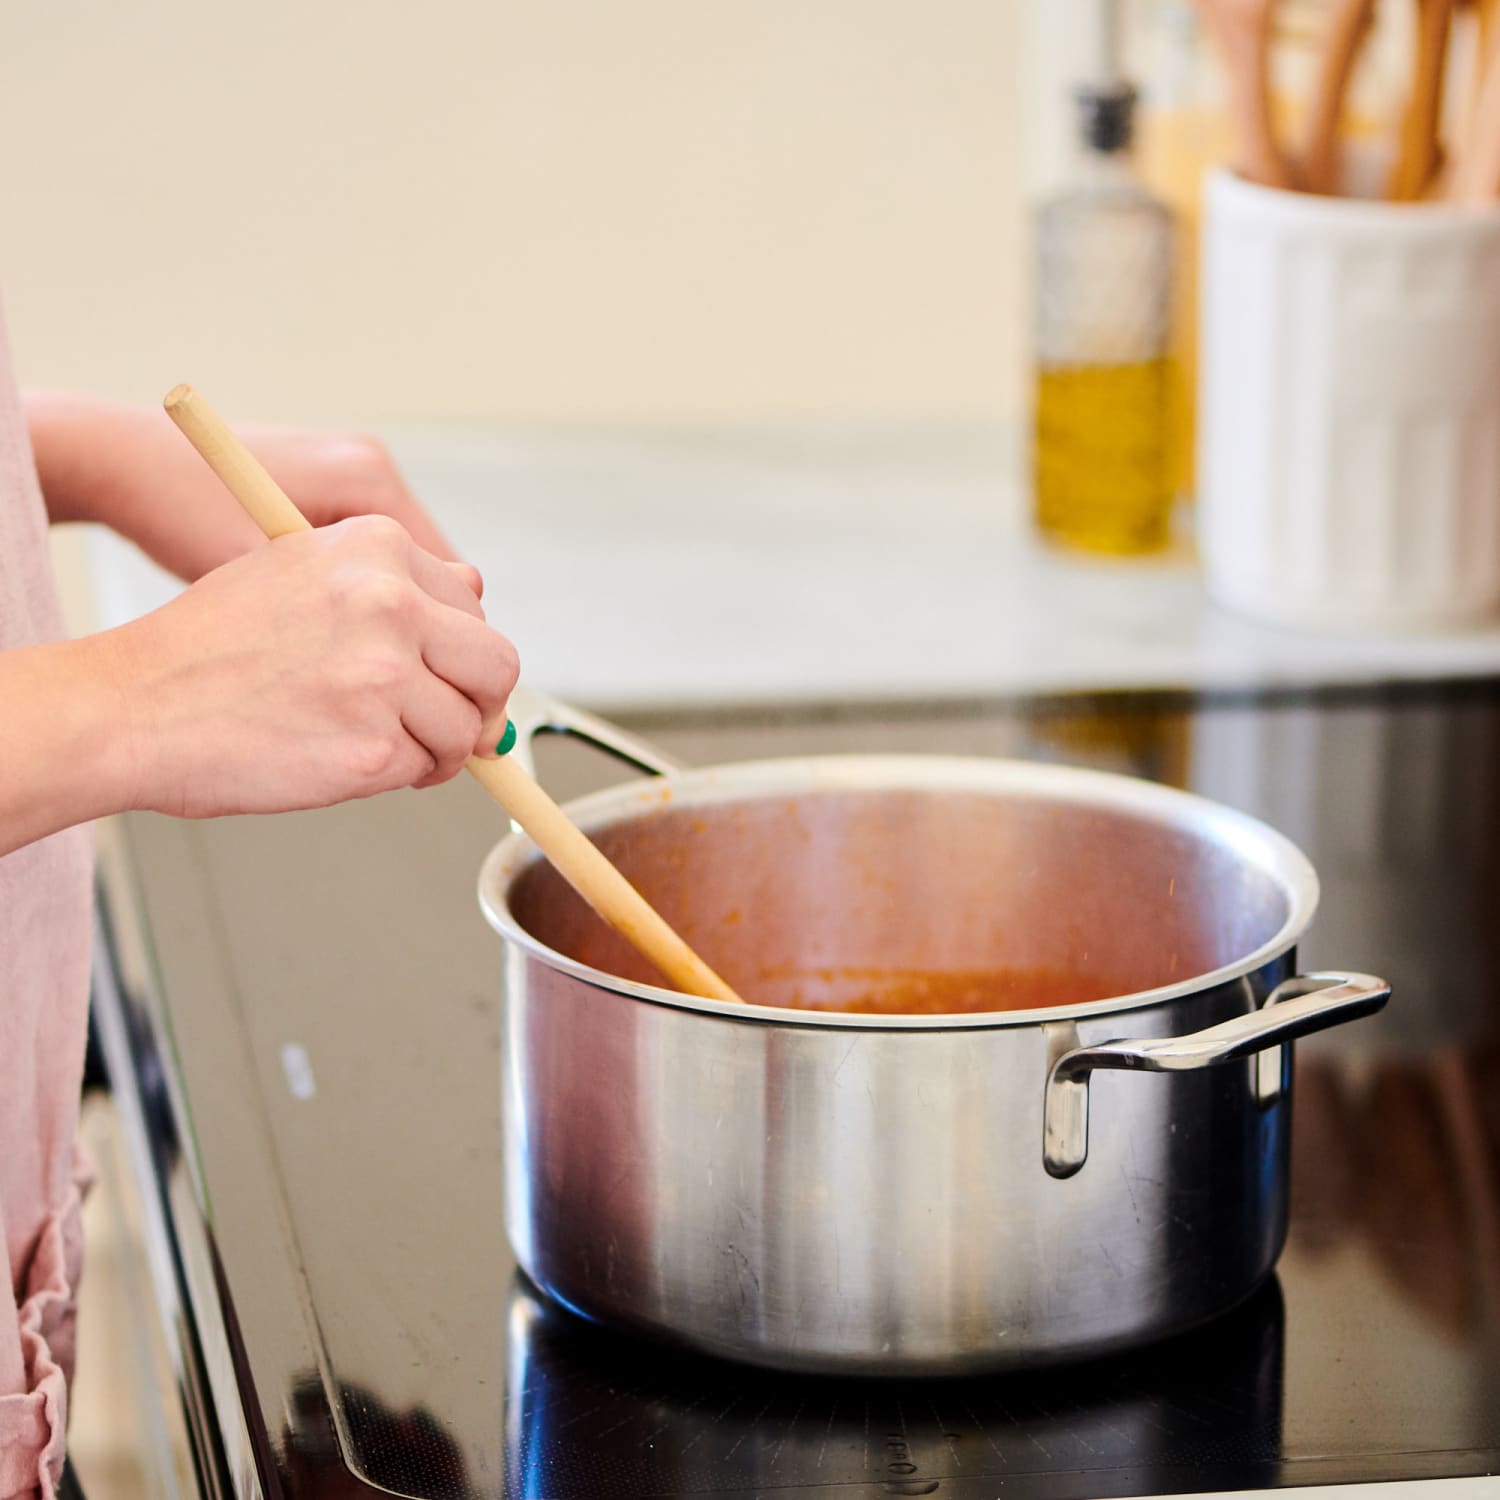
[1033,358,1173,556]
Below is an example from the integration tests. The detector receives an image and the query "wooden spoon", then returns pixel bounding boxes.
[1299,0,1380,195]
[163,384,746,1008]
[1193,0,1295,187]
[1451,0,1500,200]
[1388,0,1458,200]
[1462,0,1500,115]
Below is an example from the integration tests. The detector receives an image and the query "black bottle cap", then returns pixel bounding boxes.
[1076,83,1136,154]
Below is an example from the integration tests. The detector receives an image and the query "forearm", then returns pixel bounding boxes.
[25,390,258,581]
[0,632,138,856]
[24,391,159,529]
[26,392,461,586]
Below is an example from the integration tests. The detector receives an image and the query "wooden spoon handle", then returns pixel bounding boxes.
[1299,0,1379,194]
[1387,0,1457,200]
[1194,0,1293,187]
[164,383,312,539]
[1453,5,1500,201]
[163,384,746,1007]
[465,753,743,1003]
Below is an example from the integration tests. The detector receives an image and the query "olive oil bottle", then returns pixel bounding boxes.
[1033,77,1176,555]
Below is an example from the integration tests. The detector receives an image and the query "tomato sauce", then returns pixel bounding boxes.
[756,965,1139,1015]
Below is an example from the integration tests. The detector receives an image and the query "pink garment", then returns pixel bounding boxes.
[0,307,94,1500]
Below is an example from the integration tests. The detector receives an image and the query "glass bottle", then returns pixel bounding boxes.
[1033,82,1176,556]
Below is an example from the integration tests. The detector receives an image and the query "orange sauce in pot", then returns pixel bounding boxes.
[756,965,1141,1016]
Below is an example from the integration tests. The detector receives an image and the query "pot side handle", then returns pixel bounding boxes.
[1042,971,1390,1179]
[503,683,684,778]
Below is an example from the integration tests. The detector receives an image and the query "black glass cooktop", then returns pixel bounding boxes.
[101,679,1500,1498]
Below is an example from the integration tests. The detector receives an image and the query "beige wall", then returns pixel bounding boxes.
[1,2,1026,426]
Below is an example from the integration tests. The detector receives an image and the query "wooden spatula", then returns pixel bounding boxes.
[1193,0,1295,188]
[1387,0,1458,200]
[1298,0,1379,195]
[1452,0,1500,201]
[163,384,746,1008]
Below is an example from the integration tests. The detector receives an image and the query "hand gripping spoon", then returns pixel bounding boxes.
[163,384,745,1008]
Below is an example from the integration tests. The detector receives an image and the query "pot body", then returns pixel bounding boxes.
[502,954,1295,1374]
[481,753,1382,1373]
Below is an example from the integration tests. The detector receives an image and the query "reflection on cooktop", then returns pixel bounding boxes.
[499,1274,1286,1500]
[283,1377,473,1500]
[1290,1048,1500,1341]
[266,1276,1291,1499]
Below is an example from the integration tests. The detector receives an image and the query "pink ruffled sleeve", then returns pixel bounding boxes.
[0,1150,88,1500]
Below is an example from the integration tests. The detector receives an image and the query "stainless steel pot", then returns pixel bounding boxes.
[477,688,1390,1375]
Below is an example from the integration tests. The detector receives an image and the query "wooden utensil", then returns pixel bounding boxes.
[1430,1049,1500,1322]
[1462,0,1500,118]
[1451,0,1500,200]
[1194,0,1295,187]
[163,384,746,1008]
[1387,0,1458,199]
[1299,0,1380,194]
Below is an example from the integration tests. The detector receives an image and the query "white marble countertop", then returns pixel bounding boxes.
[80,423,1500,710]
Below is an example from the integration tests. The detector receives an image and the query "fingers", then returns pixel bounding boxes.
[325,513,483,613]
[445,560,484,601]
[371,470,460,562]
[312,513,515,778]
[414,603,519,756]
[406,542,486,619]
[349,725,440,795]
[269,425,463,562]
[400,671,485,787]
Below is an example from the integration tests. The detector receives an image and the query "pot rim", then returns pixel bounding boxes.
[476,754,1321,1032]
